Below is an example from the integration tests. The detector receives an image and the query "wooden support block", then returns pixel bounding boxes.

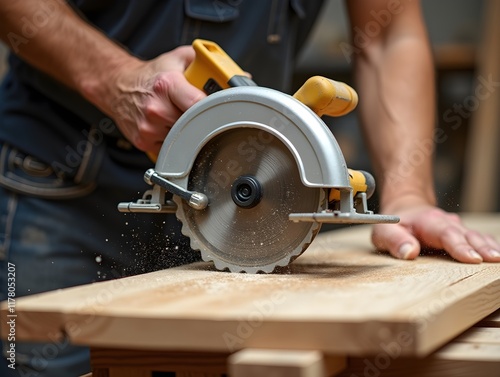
[453,327,500,345]
[91,369,109,377]
[90,348,228,375]
[228,349,346,377]
[475,308,500,328]
[435,325,500,363]
[107,367,151,377]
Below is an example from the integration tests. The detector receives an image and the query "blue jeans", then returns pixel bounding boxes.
[0,143,199,376]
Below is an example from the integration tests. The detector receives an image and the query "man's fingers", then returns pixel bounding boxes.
[412,213,498,263]
[144,96,183,127]
[371,224,420,260]
[152,71,205,112]
[132,71,204,153]
[168,74,206,112]
[110,46,206,153]
[152,46,206,111]
[170,45,197,70]
[439,227,482,263]
[464,230,500,262]
[371,205,500,264]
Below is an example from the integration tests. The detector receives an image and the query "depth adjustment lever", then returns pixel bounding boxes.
[144,169,208,210]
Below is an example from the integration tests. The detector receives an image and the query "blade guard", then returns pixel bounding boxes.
[154,86,352,198]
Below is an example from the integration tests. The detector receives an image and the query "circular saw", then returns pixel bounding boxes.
[118,40,399,273]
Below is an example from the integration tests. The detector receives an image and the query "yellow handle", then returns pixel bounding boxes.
[293,76,358,117]
[147,39,254,162]
[185,39,254,92]
[329,169,375,202]
[293,76,364,201]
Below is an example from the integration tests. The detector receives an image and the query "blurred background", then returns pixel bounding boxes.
[0,0,498,213]
[292,0,499,215]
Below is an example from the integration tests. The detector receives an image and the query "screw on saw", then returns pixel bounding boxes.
[144,169,208,210]
[231,175,263,208]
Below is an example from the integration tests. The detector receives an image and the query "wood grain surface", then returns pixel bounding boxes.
[1,213,499,358]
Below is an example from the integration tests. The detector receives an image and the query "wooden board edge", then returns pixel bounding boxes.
[407,271,500,356]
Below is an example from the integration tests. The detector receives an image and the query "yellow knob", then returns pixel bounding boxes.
[293,76,358,117]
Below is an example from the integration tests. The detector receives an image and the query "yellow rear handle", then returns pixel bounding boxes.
[293,76,358,117]
[292,76,365,202]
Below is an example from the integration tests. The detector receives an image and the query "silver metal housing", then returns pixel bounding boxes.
[154,86,351,192]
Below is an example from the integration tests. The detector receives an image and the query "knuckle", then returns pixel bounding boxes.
[447,212,461,222]
[465,229,481,239]
[153,71,181,90]
[152,74,168,93]
[143,102,160,118]
[427,207,445,218]
[137,122,155,138]
[441,226,460,241]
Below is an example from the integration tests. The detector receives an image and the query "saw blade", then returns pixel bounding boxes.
[174,128,326,273]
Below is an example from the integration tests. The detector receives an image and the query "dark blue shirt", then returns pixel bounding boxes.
[0,0,324,182]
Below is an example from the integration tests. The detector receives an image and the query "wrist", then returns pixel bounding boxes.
[375,163,436,214]
[379,188,436,214]
[77,53,144,116]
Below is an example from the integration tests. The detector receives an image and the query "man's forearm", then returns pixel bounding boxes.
[0,0,138,107]
[354,35,436,209]
[346,0,436,211]
[0,0,204,153]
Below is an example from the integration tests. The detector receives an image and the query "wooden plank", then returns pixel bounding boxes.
[432,323,500,362]
[336,329,500,377]
[228,349,345,377]
[336,358,500,377]
[475,308,500,328]
[381,267,500,354]
[337,307,500,376]
[1,213,499,358]
[453,327,500,345]
[434,342,500,362]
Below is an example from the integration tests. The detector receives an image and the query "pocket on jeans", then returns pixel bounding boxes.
[0,143,96,199]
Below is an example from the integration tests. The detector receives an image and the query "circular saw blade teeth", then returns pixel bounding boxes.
[173,128,326,273]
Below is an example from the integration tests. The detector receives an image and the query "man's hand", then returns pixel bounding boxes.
[346,0,500,264]
[372,201,500,263]
[86,46,206,154]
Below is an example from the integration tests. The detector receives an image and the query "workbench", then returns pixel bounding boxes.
[2,213,499,377]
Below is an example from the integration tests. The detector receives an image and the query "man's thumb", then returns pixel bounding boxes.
[371,224,420,260]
